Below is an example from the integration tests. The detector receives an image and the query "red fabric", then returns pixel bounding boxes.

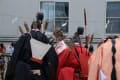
[0,46,6,53]
[58,67,74,80]
[75,46,92,56]
[58,67,84,80]
[57,46,92,80]
[30,57,43,64]
[75,46,92,75]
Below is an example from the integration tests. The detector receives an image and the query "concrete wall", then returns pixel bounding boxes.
[69,0,106,38]
[0,0,39,37]
[107,0,120,1]
[0,0,106,39]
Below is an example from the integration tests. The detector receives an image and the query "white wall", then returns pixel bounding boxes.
[69,0,106,38]
[0,0,106,38]
[107,0,120,1]
[0,0,39,37]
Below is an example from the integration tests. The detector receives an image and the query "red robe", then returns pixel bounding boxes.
[57,45,92,80]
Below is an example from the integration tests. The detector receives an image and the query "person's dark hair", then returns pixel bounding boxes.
[36,12,44,23]
[89,45,94,53]
[36,12,44,29]
[104,35,119,43]
[77,27,84,35]
[111,39,116,80]
[11,42,15,47]
[1,43,4,48]
[31,23,33,29]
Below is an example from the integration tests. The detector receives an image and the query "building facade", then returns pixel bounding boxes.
[0,0,106,48]
[106,0,120,34]
[0,0,106,37]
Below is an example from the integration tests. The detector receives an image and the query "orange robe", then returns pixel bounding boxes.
[88,38,120,80]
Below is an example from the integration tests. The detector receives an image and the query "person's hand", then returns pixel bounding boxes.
[24,22,30,32]
[18,26,24,35]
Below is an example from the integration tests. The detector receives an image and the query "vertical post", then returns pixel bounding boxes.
[84,8,87,36]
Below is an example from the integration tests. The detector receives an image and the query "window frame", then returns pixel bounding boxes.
[106,1,120,35]
[40,0,69,34]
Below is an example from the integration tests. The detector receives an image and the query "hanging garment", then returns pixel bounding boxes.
[88,38,120,80]
[56,41,91,80]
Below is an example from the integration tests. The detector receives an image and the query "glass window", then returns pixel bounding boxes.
[55,18,68,32]
[40,2,54,32]
[40,1,69,33]
[55,2,69,32]
[106,2,120,33]
[55,2,69,17]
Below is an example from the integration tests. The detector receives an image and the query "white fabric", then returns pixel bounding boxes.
[75,43,80,46]
[100,68,106,80]
[31,70,41,75]
[30,38,51,60]
[6,46,14,54]
[55,40,68,55]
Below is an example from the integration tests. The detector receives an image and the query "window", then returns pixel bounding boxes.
[106,2,120,33]
[40,1,69,33]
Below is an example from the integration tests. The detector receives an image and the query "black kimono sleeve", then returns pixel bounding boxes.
[5,35,27,80]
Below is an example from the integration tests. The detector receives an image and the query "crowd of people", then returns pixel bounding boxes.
[1,12,119,80]
[0,42,15,80]
[0,42,15,54]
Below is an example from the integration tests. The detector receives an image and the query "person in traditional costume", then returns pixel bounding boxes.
[5,12,58,80]
[88,36,120,80]
[53,28,91,80]
[73,27,94,53]
[73,27,84,42]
